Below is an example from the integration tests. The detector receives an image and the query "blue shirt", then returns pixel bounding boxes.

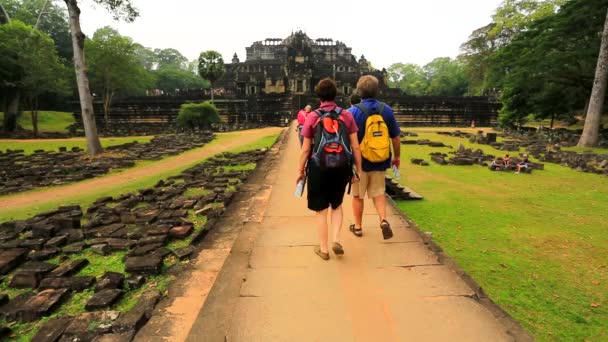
[348,98,400,172]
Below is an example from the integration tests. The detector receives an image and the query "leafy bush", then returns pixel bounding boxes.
[176,101,220,130]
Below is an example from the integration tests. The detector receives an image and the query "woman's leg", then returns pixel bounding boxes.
[330,205,343,243]
[316,209,329,253]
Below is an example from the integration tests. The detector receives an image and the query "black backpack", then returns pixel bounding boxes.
[311,108,353,170]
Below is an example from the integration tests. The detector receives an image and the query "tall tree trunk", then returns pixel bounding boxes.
[210,81,214,102]
[32,96,39,137]
[578,9,608,147]
[64,0,102,155]
[103,89,112,132]
[3,88,20,132]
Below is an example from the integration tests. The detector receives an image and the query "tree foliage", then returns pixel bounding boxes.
[387,58,468,96]
[198,50,225,100]
[176,101,220,130]
[387,63,428,95]
[459,0,566,95]
[2,0,72,60]
[0,20,67,133]
[86,26,153,128]
[488,0,607,126]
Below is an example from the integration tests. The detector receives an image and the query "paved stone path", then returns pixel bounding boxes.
[182,124,524,341]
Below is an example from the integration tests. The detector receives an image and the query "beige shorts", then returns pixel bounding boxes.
[352,171,386,199]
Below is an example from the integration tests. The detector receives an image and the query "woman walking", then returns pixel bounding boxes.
[297,78,362,260]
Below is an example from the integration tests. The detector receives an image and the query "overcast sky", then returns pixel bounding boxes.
[79,0,504,69]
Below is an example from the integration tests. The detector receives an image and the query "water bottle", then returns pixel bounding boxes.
[294,179,305,197]
[392,165,401,180]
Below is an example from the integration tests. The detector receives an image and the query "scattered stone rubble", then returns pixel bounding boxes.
[0,148,267,340]
[0,133,215,195]
[466,130,607,176]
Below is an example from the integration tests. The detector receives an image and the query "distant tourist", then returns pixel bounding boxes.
[296,105,312,146]
[297,78,362,260]
[349,75,401,240]
[516,154,530,173]
[503,154,511,167]
[490,157,501,171]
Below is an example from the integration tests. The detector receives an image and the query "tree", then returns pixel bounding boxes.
[0,20,67,134]
[487,0,607,127]
[578,9,608,147]
[423,57,469,96]
[176,101,220,131]
[386,63,428,95]
[459,0,566,95]
[3,0,72,62]
[198,50,225,101]
[154,67,208,93]
[63,0,138,155]
[155,48,188,70]
[133,43,157,71]
[87,26,152,130]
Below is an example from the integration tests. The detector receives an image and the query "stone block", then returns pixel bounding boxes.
[92,331,135,342]
[173,246,196,260]
[63,242,85,254]
[120,212,136,224]
[20,238,47,250]
[0,248,28,274]
[48,259,88,278]
[31,222,55,238]
[63,310,120,341]
[95,272,125,292]
[145,225,171,236]
[31,316,72,342]
[112,290,160,334]
[128,244,161,257]
[137,235,167,247]
[9,261,58,288]
[28,248,60,261]
[125,256,162,274]
[168,223,193,239]
[0,289,69,322]
[38,276,95,292]
[85,289,123,311]
[125,275,146,290]
[0,294,7,306]
[91,244,112,256]
[45,235,68,248]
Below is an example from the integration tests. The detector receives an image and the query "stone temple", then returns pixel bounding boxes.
[88,32,500,133]
[217,30,389,97]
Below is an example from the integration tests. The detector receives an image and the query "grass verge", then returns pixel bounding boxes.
[0,136,154,155]
[395,128,608,342]
[0,111,76,134]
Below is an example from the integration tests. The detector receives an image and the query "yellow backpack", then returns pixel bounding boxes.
[356,103,390,162]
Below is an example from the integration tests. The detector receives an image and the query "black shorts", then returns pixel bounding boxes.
[306,162,351,211]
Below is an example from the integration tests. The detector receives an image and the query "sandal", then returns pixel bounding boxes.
[332,242,344,255]
[349,224,363,237]
[380,219,393,240]
[314,246,330,260]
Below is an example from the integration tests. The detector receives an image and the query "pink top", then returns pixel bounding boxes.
[301,101,358,139]
[297,110,307,125]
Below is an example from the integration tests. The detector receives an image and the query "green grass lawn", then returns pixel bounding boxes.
[0,136,154,154]
[0,131,281,222]
[395,129,608,342]
[0,111,76,133]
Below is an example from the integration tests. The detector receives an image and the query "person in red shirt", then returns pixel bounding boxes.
[297,78,362,260]
[296,105,312,146]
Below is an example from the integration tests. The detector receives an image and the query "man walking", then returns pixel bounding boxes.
[348,75,401,239]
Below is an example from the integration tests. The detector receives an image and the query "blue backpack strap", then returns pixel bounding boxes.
[355,103,371,116]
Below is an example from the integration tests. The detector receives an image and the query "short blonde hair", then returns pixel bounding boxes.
[356,75,379,98]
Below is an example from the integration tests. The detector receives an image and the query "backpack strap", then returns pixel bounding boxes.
[355,103,385,117]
